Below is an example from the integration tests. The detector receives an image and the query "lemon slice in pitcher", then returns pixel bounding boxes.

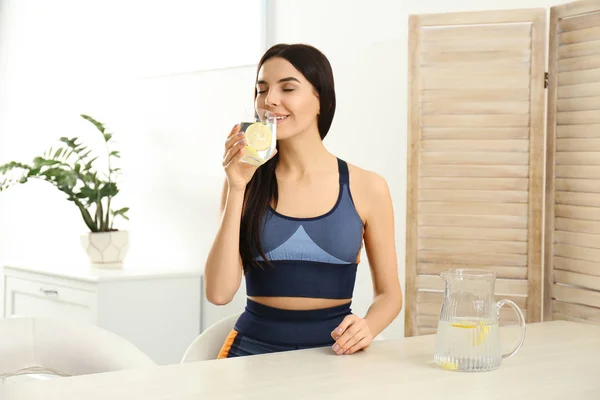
[245,122,272,151]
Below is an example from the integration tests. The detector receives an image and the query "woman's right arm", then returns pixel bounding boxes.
[204,124,277,305]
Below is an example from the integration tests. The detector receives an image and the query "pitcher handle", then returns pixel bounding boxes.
[496,299,526,360]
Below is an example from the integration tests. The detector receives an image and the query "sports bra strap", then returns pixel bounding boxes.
[338,158,349,186]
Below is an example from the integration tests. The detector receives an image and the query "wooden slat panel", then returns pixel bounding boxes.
[409,9,545,335]
[556,204,600,221]
[558,82,600,98]
[420,177,529,190]
[556,138,600,151]
[556,191,600,207]
[416,315,439,328]
[405,14,422,337]
[556,166,600,179]
[423,114,530,127]
[422,38,532,53]
[526,8,546,324]
[545,5,559,322]
[559,26,600,45]
[420,140,529,152]
[419,214,527,229]
[555,231,600,249]
[555,178,600,194]
[559,54,600,72]
[419,189,529,203]
[553,301,600,323]
[418,238,527,254]
[559,40,600,59]
[557,110,600,125]
[422,75,530,90]
[422,89,531,102]
[416,274,528,294]
[558,69,600,86]
[420,165,529,178]
[556,152,600,165]
[418,251,527,267]
[421,51,530,65]
[422,101,530,115]
[419,9,544,25]
[556,5,600,26]
[419,202,527,216]
[555,243,600,263]
[417,290,528,309]
[557,124,600,138]
[557,96,600,111]
[553,284,600,308]
[422,65,531,77]
[555,217,600,235]
[555,270,600,291]
[417,327,437,335]
[553,312,600,324]
[418,226,528,241]
[418,263,527,279]
[422,24,531,42]
[421,152,530,165]
[554,256,600,277]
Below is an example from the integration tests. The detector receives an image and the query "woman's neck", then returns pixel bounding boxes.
[276,128,335,179]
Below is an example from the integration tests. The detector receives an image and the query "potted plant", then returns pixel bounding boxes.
[0,114,130,268]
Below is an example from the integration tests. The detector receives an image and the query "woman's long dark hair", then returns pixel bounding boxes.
[240,43,336,272]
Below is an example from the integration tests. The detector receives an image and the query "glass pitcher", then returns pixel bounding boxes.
[433,269,526,372]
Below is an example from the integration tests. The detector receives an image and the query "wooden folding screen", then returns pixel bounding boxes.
[544,0,600,325]
[405,9,546,336]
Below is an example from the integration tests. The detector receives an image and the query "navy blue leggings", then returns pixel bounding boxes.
[218,299,352,358]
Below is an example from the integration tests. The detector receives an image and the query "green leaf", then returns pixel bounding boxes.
[54,147,64,159]
[80,114,106,134]
[103,133,113,142]
[109,151,120,158]
[112,207,130,221]
[33,157,61,167]
[84,157,98,171]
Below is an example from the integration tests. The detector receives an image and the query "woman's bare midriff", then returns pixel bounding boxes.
[248,296,352,310]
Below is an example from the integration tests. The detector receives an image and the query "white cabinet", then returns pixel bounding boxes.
[2,263,202,365]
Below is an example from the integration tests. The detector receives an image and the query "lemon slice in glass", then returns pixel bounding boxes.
[245,122,272,151]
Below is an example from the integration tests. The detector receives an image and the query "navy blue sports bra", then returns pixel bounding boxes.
[245,159,364,299]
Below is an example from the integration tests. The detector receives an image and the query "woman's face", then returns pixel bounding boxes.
[255,57,320,141]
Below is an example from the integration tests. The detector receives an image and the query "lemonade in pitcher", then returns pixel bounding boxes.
[239,109,277,166]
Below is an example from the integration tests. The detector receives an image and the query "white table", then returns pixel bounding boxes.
[1,321,599,399]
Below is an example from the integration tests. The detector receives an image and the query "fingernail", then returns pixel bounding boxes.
[335,336,340,340]
[237,131,244,136]
[344,350,350,355]
[337,328,343,334]
[332,344,339,351]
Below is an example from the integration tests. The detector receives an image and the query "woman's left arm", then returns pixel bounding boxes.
[331,173,403,355]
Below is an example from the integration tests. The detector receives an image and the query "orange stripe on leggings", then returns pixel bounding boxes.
[217,329,238,359]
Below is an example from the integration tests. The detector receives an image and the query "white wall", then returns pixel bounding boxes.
[270,0,558,338]
[1,0,561,338]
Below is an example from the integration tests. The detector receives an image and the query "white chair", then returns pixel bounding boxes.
[181,313,241,362]
[0,317,157,380]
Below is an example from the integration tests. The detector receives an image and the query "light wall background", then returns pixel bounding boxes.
[0,0,560,337]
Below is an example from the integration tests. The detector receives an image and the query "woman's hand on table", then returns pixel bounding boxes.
[331,314,373,355]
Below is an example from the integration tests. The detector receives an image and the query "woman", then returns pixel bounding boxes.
[204,43,402,358]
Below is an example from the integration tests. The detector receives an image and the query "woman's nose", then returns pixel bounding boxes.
[264,90,280,107]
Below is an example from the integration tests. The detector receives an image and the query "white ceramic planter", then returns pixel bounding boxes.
[80,231,129,269]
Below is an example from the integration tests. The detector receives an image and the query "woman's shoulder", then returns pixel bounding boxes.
[346,161,390,197]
